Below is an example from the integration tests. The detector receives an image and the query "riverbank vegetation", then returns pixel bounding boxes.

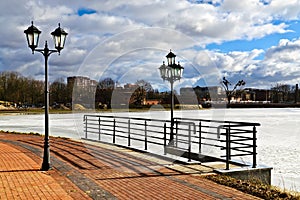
[206,174,300,200]
[2,71,300,113]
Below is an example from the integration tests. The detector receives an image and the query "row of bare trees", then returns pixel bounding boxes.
[0,71,71,107]
[0,71,44,106]
[0,72,160,108]
[2,71,298,109]
[271,83,299,103]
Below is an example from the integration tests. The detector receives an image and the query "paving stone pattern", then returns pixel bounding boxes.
[0,132,261,199]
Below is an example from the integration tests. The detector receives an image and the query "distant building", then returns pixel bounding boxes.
[179,86,223,104]
[67,76,98,108]
[243,88,271,102]
[67,76,97,93]
[111,86,134,107]
[179,87,199,104]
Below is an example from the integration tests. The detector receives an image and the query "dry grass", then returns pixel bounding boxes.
[206,174,300,200]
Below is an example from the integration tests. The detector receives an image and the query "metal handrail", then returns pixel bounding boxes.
[83,114,260,169]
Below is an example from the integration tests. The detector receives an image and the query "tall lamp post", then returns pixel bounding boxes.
[24,21,68,171]
[159,50,184,144]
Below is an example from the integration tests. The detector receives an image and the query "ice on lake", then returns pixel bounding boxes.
[1,108,299,191]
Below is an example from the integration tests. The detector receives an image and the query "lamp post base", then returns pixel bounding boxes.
[40,139,51,171]
[41,162,51,171]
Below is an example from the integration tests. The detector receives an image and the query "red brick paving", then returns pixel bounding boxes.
[0,132,261,199]
[0,142,78,199]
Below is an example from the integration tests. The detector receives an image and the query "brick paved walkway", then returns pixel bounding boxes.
[0,132,261,199]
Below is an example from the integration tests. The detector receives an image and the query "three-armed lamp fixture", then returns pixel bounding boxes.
[159,50,184,144]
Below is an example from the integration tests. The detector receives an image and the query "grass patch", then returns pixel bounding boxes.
[0,130,71,140]
[206,174,300,199]
[0,130,42,136]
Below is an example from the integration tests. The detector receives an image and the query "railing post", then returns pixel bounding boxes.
[145,120,147,150]
[228,125,231,160]
[113,119,116,144]
[226,127,230,170]
[84,115,87,139]
[128,119,131,146]
[188,123,191,162]
[98,117,101,141]
[199,121,202,154]
[164,123,167,155]
[175,120,178,147]
[253,126,257,168]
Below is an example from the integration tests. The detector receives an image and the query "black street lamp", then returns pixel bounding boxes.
[159,50,184,144]
[24,21,68,171]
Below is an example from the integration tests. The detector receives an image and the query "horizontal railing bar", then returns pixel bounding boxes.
[231,141,254,146]
[230,145,253,149]
[175,117,260,126]
[86,127,100,131]
[221,146,253,152]
[99,127,114,132]
[196,131,220,136]
[87,114,260,127]
[227,128,253,132]
[146,140,165,146]
[146,129,165,134]
[230,135,253,139]
[84,114,259,170]
[85,114,171,123]
[229,153,254,157]
[85,119,99,122]
[220,131,253,136]
[147,135,165,140]
[96,119,114,123]
[231,148,253,154]
[176,139,189,144]
[221,153,252,158]
[85,130,99,134]
[200,137,220,142]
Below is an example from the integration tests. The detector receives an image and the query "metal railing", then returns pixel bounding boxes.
[83,114,260,170]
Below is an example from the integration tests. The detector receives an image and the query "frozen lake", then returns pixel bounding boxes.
[0,108,299,191]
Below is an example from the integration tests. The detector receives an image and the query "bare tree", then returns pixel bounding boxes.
[96,78,115,108]
[50,78,68,106]
[271,83,293,103]
[221,77,245,105]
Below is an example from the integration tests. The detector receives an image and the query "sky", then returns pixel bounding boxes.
[1,0,300,91]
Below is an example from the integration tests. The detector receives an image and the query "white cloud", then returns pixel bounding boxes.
[1,0,300,88]
[209,38,300,87]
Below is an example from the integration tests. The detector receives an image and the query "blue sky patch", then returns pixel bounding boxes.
[77,8,97,16]
[206,21,300,60]
[187,0,221,6]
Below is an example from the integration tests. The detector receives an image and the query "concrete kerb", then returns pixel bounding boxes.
[214,165,273,185]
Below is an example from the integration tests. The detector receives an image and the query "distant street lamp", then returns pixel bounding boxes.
[159,50,184,144]
[24,21,68,171]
